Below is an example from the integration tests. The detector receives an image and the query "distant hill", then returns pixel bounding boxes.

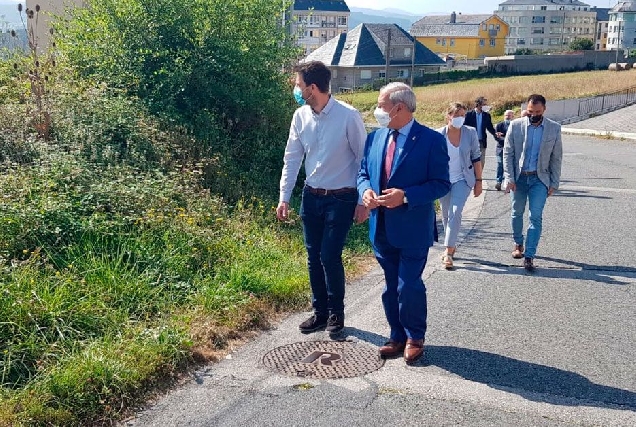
[0,3,22,26]
[349,7,420,32]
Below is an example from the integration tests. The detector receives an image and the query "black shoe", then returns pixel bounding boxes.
[325,313,344,334]
[524,257,535,271]
[495,182,502,191]
[299,314,328,333]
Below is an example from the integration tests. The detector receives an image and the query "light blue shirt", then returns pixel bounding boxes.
[476,111,483,137]
[389,119,415,174]
[523,120,544,172]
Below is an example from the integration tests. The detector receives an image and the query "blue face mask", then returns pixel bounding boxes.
[293,86,306,106]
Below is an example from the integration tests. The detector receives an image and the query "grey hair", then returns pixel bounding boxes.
[504,109,514,116]
[380,82,417,113]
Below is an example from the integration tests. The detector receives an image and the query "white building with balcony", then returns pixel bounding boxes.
[496,0,597,54]
[607,2,636,51]
[290,0,350,56]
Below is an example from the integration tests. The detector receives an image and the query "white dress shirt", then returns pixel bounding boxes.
[279,96,367,203]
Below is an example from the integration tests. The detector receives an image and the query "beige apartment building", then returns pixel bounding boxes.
[289,0,350,56]
[496,0,597,54]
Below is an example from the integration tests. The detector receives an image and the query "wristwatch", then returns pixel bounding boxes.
[403,194,408,204]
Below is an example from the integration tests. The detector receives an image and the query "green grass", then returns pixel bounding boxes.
[0,151,342,425]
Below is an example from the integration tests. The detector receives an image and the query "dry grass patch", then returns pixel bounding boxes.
[341,70,636,128]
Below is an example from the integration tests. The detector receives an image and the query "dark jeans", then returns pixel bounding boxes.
[496,148,504,184]
[300,187,357,317]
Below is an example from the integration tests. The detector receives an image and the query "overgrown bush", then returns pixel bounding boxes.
[55,0,300,200]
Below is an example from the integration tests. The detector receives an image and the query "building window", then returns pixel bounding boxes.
[550,16,563,24]
[479,39,485,46]
[338,16,347,26]
[436,38,441,44]
[450,39,455,47]
[530,38,544,45]
[396,69,409,78]
[360,70,372,79]
[532,27,545,34]
[517,38,526,45]
[482,24,487,31]
[532,16,546,24]
[379,71,386,78]
[442,39,446,46]
[404,47,411,57]
[490,39,496,47]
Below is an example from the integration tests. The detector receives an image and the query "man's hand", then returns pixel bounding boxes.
[505,182,516,194]
[276,201,289,221]
[548,187,556,197]
[353,204,369,224]
[362,189,380,210]
[377,188,405,209]
[473,181,483,197]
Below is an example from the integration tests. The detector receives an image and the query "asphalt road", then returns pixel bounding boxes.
[126,134,636,427]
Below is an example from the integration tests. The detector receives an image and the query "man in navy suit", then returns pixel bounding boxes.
[357,83,450,364]
[464,96,497,168]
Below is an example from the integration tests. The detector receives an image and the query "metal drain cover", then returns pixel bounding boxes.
[262,341,384,379]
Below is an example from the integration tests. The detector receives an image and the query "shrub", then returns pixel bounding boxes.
[55,0,301,200]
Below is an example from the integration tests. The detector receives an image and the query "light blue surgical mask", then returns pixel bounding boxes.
[293,86,306,106]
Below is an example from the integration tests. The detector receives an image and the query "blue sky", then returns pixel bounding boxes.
[346,0,617,15]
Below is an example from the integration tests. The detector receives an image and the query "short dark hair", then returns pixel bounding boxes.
[293,61,331,93]
[527,94,546,106]
[475,96,487,106]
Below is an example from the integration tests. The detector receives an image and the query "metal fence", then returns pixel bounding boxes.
[575,85,636,120]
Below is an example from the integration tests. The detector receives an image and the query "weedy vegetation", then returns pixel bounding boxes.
[1,0,635,425]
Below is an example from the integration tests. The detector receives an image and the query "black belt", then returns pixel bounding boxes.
[305,185,357,196]
[520,170,537,175]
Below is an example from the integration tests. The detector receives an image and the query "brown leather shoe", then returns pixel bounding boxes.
[378,340,406,359]
[512,244,524,259]
[404,339,424,363]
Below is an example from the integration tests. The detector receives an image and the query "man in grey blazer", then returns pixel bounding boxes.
[503,94,563,271]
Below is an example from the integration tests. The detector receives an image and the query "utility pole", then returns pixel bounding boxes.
[410,35,416,86]
[385,28,391,84]
[615,18,621,66]
[560,11,566,48]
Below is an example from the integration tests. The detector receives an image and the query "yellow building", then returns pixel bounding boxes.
[410,12,508,59]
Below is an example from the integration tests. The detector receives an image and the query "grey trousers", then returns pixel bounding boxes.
[440,180,472,248]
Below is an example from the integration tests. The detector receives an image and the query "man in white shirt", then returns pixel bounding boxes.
[277,61,368,334]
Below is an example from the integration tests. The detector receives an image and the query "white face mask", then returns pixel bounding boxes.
[481,105,491,113]
[374,107,392,128]
[451,116,465,128]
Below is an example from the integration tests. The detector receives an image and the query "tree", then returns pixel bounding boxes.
[569,38,594,51]
[513,48,535,55]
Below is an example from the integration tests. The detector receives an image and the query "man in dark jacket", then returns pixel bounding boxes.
[464,96,497,168]
[494,110,515,190]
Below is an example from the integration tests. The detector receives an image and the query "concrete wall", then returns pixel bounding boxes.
[484,50,635,74]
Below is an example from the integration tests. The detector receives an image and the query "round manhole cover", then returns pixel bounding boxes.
[262,341,384,379]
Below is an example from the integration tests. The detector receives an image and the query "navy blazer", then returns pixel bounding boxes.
[357,121,451,249]
[464,110,497,147]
